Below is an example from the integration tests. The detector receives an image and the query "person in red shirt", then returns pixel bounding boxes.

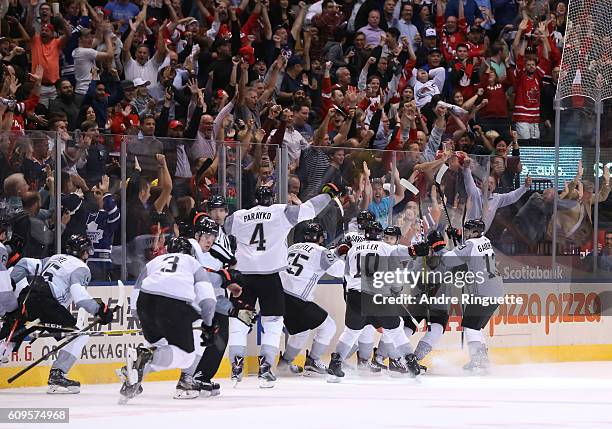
[512,19,551,145]
[436,0,468,63]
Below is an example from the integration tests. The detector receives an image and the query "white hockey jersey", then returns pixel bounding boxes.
[0,243,14,315]
[225,194,331,274]
[345,240,410,292]
[39,254,92,308]
[280,242,344,302]
[139,253,214,304]
[438,236,503,297]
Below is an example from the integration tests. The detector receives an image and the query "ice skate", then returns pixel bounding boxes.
[388,358,410,377]
[193,372,220,397]
[304,350,327,376]
[258,355,277,388]
[47,368,80,394]
[277,352,304,376]
[371,348,388,371]
[174,373,200,399]
[463,346,490,375]
[404,354,422,377]
[327,352,345,383]
[118,346,153,404]
[357,351,382,375]
[231,356,244,387]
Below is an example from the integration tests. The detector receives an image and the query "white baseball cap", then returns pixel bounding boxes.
[133,78,151,87]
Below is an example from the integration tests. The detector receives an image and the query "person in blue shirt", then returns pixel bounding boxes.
[104,0,140,34]
[367,171,405,228]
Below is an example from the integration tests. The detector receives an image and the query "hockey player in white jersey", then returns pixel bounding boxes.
[0,235,114,393]
[436,219,503,374]
[341,210,382,374]
[119,237,218,403]
[277,222,344,376]
[225,184,338,388]
[327,221,424,382]
[176,213,255,398]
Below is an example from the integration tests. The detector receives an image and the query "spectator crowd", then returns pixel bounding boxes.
[0,0,610,278]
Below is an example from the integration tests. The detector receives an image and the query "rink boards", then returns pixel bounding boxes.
[1,281,611,388]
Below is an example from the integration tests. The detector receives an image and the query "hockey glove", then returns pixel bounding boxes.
[94,298,114,325]
[446,227,462,243]
[335,237,352,256]
[200,321,220,347]
[214,268,243,289]
[321,182,341,198]
[229,307,257,326]
[408,242,430,258]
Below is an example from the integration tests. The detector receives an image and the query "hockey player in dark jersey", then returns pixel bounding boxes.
[401,229,452,374]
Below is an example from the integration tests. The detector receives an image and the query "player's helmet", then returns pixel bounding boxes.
[207,195,227,211]
[64,234,93,258]
[255,186,275,206]
[193,214,219,236]
[364,221,383,241]
[303,222,326,243]
[463,219,485,238]
[356,210,375,230]
[166,236,194,255]
[384,226,402,238]
[426,230,446,251]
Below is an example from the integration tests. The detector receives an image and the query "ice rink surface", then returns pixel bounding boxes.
[3,361,612,429]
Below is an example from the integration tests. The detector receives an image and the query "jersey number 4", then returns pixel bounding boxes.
[287,253,310,276]
[249,223,266,251]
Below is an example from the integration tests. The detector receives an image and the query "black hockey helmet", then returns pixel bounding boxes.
[364,221,383,241]
[303,222,326,243]
[463,219,485,238]
[357,210,375,230]
[193,213,219,236]
[427,229,445,247]
[64,234,93,258]
[207,195,228,211]
[166,236,194,255]
[255,186,275,207]
[384,226,402,238]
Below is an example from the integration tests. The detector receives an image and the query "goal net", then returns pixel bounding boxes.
[557,0,612,102]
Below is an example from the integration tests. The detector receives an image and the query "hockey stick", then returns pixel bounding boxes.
[27,325,221,340]
[434,165,457,246]
[8,314,107,383]
[399,176,430,331]
[8,282,127,384]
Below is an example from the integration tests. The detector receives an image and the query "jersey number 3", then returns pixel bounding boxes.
[161,255,179,273]
[249,223,266,251]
